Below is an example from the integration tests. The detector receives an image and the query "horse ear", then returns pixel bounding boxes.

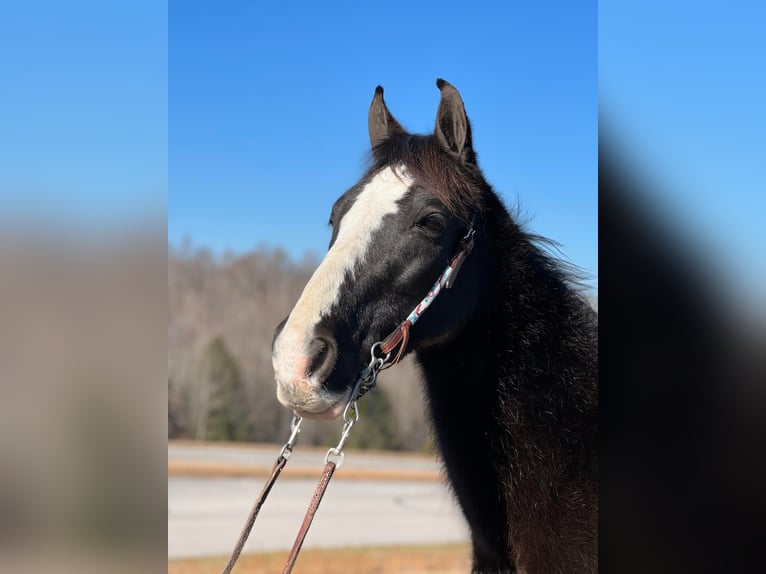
[435,78,475,164]
[368,85,405,150]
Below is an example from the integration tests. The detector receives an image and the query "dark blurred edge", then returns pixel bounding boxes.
[598,132,766,574]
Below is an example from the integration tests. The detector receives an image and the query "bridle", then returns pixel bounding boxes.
[377,224,476,367]
[222,222,477,574]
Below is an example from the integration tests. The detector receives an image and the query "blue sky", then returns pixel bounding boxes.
[169,1,598,290]
[0,1,167,229]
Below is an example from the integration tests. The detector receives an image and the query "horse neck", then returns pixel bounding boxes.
[416,194,597,438]
[412,192,597,571]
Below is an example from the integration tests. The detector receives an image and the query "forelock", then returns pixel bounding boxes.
[370,134,486,223]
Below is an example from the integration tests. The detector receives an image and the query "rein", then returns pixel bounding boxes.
[222,224,476,574]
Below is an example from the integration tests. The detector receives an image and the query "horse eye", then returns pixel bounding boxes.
[416,213,446,233]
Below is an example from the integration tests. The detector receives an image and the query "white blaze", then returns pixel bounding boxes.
[273,165,413,388]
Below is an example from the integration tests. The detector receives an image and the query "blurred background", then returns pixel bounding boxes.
[2,1,764,573]
[600,2,765,572]
[1,2,167,573]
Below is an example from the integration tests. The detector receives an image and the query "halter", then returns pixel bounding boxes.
[222,222,477,574]
[377,223,476,367]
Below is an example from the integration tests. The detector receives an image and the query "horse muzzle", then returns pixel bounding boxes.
[273,322,348,419]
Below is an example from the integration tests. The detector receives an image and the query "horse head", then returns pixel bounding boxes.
[272,80,488,419]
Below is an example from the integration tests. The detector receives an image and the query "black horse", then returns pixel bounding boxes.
[272,80,597,573]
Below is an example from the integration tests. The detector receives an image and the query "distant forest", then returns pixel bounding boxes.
[168,244,431,451]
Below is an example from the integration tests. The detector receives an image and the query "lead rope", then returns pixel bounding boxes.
[281,346,388,574]
[221,346,388,574]
[221,415,302,574]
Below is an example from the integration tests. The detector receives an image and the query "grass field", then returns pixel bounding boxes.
[167,543,471,573]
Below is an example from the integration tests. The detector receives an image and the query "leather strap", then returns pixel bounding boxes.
[379,319,411,358]
[378,230,475,365]
[222,454,288,574]
[282,460,338,573]
[443,235,474,289]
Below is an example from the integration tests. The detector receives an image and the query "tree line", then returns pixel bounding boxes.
[168,243,431,451]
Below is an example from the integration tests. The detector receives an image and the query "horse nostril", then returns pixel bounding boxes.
[307,336,337,383]
[308,340,327,376]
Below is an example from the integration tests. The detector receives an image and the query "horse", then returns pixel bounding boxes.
[272,79,598,573]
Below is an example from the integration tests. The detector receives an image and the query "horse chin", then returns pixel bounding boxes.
[293,386,352,420]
